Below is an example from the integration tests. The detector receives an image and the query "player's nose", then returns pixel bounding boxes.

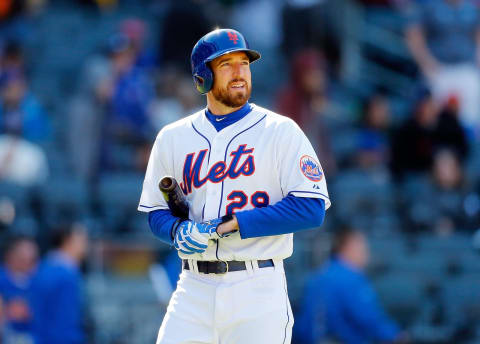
[232,62,247,76]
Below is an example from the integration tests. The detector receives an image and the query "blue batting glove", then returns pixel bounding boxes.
[173,219,222,255]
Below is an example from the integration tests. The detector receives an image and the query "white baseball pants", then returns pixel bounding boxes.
[156,259,293,344]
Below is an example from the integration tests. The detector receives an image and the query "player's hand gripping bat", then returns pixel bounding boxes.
[159,176,189,219]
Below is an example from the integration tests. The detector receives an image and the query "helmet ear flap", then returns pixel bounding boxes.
[194,75,205,88]
[193,64,213,94]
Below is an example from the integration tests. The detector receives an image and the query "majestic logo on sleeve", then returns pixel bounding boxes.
[180,144,255,194]
[300,155,323,182]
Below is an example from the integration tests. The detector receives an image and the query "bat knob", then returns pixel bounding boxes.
[159,176,174,191]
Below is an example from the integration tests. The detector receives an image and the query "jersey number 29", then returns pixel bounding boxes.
[226,191,270,215]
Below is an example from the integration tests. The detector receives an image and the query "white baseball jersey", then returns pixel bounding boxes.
[138,104,330,261]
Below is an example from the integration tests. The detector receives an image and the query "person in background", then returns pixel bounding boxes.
[432,150,464,192]
[30,224,88,344]
[391,86,470,181]
[0,41,25,78]
[434,95,469,162]
[275,49,337,175]
[430,149,467,234]
[0,72,50,144]
[404,149,475,234]
[0,235,38,344]
[102,32,155,171]
[107,33,154,145]
[0,133,49,186]
[390,87,439,180]
[119,18,156,70]
[295,227,406,344]
[355,93,391,170]
[405,0,480,134]
[67,52,112,180]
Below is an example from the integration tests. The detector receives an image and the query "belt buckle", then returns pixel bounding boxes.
[217,260,229,274]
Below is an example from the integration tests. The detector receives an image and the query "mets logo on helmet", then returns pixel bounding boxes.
[228,31,239,44]
[300,155,323,182]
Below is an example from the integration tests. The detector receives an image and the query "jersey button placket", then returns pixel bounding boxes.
[209,136,229,284]
[204,136,225,219]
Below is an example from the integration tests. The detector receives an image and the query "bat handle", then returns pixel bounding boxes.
[158,176,189,219]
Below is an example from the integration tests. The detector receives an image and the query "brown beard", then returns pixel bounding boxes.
[211,79,251,108]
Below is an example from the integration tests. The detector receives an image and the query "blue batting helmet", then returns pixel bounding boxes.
[191,29,261,94]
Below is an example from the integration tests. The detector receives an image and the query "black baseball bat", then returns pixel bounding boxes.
[159,176,189,219]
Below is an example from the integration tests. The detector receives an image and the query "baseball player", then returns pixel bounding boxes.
[138,28,331,344]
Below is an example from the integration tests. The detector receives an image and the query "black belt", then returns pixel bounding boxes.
[183,259,274,274]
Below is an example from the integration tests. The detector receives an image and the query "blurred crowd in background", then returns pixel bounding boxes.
[0,0,480,343]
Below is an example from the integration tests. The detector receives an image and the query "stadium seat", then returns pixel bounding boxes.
[0,181,33,218]
[373,272,424,327]
[39,176,91,228]
[331,169,396,232]
[416,233,473,252]
[97,172,144,233]
[329,128,359,163]
[9,215,40,237]
[441,274,480,327]
[458,251,480,274]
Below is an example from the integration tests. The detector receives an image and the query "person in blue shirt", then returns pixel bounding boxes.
[0,235,38,343]
[295,227,406,344]
[30,224,88,344]
[0,72,51,143]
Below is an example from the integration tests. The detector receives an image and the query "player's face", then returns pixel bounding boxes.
[210,51,251,108]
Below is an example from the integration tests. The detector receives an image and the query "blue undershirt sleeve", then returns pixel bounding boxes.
[148,209,178,245]
[235,196,325,239]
